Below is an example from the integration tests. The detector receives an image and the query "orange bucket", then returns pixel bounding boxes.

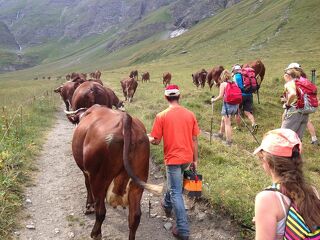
[183,170,202,197]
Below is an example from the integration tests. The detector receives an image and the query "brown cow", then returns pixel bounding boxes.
[54,81,81,110]
[88,78,104,86]
[89,72,95,79]
[95,70,101,80]
[243,59,266,86]
[120,78,138,103]
[207,66,224,89]
[192,69,208,88]
[69,81,124,114]
[89,70,102,80]
[129,70,138,80]
[70,81,111,111]
[71,105,161,239]
[70,72,87,81]
[162,72,172,87]
[141,72,150,83]
[71,76,86,85]
[105,87,124,110]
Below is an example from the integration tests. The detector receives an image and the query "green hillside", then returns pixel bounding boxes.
[1,0,320,237]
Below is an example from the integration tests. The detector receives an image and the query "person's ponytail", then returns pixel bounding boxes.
[264,149,320,228]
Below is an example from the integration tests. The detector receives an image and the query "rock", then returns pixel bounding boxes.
[68,232,75,238]
[26,224,36,230]
[154,174,163,179]
[13,231,20,236]
[164,222,172,231]
[150,213,157,218]
[197,212,206,221]
[194,232,202,239]
[25,198,32,204]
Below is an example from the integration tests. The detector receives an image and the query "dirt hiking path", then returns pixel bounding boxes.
[14,109,240,240]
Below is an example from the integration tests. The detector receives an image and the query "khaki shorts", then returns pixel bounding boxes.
[281,111,309,140]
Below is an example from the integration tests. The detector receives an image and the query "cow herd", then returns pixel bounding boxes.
[52,61,264,239]
[192,60,266,90]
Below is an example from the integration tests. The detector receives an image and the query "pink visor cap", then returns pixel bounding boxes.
[165,84,180,96]
[253,128,302,157]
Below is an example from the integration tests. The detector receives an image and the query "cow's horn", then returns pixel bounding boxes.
[64,108,87,115]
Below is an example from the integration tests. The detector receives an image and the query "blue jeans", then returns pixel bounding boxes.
[164,164,190,237]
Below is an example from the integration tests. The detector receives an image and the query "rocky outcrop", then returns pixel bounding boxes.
[0,0,240,47]
[170,0,241,28]
[0,21,19,50]
[0,0,241,72]
[106,22,167,52]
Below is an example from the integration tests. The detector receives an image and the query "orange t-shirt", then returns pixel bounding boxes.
[150,105,200,165]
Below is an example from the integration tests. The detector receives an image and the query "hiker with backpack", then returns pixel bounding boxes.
[289,63,319,145]
[281,63,318,140]
[211,69,242,146]
[232,64,259,133]
[253,128,320,239]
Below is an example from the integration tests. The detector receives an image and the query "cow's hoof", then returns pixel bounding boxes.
[91,233,102,240]
[84,205,95,215]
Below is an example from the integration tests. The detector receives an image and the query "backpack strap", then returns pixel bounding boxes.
[264,183,281,192]
[223,81,232,117]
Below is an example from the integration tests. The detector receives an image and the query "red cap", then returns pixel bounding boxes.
[165,85,180,96]
[253,128,302,157]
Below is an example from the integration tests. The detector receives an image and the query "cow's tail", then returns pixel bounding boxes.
[123,113,163,195]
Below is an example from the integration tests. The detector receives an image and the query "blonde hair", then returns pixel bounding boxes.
[286,68,301,79]
[220,69,232,83]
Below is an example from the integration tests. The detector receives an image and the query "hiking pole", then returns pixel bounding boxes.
[256,74,261,104]
[148,199,151,218]
[210,96,215,144]
[237,113,260,145]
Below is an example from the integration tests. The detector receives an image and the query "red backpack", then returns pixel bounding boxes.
[241,67,259,94]
[224,81,242,105]
[295,77,318,114]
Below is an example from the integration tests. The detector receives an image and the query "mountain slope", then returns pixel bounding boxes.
[1,0,320,232]
[0,0,240,72]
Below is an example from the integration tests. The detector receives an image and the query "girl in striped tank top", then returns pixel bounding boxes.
[253,128,320,239]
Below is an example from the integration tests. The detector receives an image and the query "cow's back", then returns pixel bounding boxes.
[61,81,78,102]
[71,81,111,110]
[75,106,149,196]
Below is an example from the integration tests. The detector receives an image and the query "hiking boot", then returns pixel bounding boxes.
[161,200,172,217]
[222,140,232,146]
[212,133,223,140]
[311,140,319,146]
[252,123,259,134]
[172,226,189,240]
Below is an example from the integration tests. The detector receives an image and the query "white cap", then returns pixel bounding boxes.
[285,63,301,71]
[232,65,241,72]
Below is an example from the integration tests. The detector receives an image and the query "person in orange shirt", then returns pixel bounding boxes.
[149,84,200,240]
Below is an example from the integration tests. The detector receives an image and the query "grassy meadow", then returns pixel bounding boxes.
[0,0,320,238]
[0,78,61,238]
